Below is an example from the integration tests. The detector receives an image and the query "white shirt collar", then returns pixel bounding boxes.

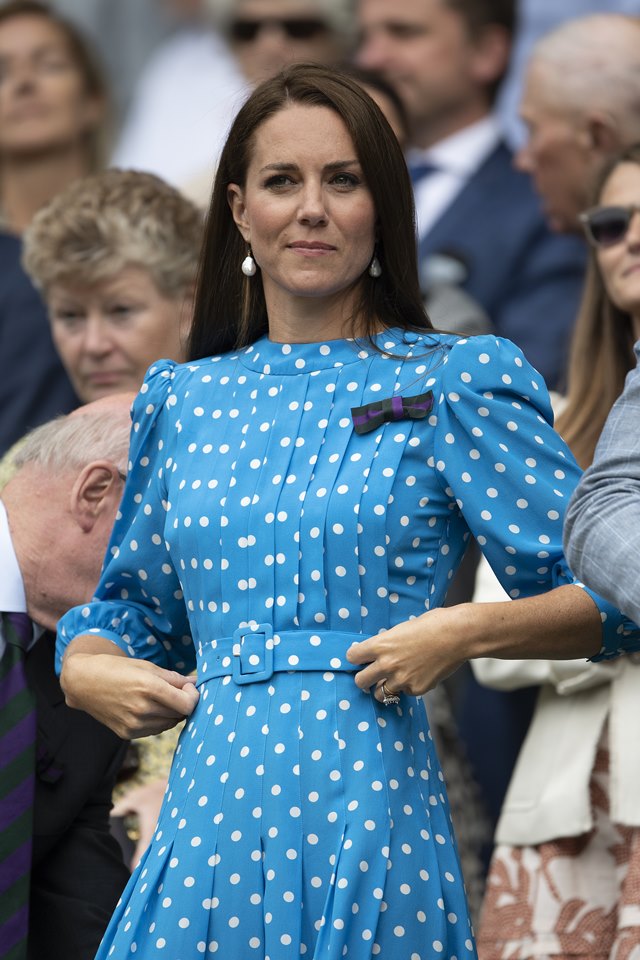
[0,498,27,614]
[406,114,502,179]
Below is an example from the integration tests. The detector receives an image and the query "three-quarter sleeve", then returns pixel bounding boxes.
[433,336,639,660]
[56,359,196,675]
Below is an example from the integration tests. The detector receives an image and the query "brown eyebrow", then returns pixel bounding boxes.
[258,160,361,174]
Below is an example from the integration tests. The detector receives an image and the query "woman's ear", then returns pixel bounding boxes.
[227,183,251,242]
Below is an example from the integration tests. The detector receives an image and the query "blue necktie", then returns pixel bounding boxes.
[0,612,36,960]
[407,159,438,189]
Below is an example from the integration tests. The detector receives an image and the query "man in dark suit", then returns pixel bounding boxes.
[0,396,133,959]
[356,0,586,391]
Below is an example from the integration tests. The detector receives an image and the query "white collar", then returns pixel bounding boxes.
[0,499,27,614]
[406,115,502,179]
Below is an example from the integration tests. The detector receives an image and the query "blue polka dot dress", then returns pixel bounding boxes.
[58,329,631,960]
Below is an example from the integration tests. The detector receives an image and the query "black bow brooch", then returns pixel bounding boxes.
[351,390,434,435]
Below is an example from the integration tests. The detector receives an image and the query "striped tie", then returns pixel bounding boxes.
[0,612,35,960]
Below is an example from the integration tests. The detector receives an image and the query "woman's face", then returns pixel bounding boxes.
[228,103,377,340]
[229,0,343,86]
[596,162,640,328]
[47,266,191,403]
[0,14,102,159]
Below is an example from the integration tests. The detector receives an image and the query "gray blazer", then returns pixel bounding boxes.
[564,340,640,625]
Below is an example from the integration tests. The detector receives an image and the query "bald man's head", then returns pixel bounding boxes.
[516,14,640,233]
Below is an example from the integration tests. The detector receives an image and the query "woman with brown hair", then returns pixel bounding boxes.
[478,144,640,960]
[0,0,108,454]
[0,0,106,232]
[56,65,637,959]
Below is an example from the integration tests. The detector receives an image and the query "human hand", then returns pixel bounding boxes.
[61,651,199,739]
[346,606,472,702]
[112,777,168,868]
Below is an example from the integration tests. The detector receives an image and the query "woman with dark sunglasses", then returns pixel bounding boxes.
[478,143,640,960]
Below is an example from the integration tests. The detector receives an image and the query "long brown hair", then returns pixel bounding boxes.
[555,144,640,468]
[188,62,430,361]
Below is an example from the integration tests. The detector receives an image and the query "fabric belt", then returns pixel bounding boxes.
[196,624,364,687]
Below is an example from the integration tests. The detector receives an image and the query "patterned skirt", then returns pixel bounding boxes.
[477,738,640,960]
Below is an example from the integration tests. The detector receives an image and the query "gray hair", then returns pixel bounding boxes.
[13,409,131,476]
[531,15,640,139]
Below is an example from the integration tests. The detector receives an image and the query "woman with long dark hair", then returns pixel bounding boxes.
[57,65,638,959]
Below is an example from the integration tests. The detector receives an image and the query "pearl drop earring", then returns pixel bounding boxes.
[369,255,382,278]
[241,249,256,277]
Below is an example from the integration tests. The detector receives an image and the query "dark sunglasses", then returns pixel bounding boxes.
[579,204,640,249]
[229,17,329,42]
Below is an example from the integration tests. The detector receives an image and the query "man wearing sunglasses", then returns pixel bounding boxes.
[223,0,352,87]
[516,14,640,238]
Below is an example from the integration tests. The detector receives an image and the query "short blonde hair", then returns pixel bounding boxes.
[22,169,204,300]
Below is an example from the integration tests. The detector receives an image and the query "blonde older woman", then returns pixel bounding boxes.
[22,167,203,403]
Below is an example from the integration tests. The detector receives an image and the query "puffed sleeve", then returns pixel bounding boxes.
[432,335,640,661]
[56,359,196,675]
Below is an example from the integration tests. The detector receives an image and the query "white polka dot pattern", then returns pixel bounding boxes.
[57,330,631,959]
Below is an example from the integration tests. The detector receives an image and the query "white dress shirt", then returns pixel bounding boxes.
[112,28,249,189]
[0,499,28,658]
[406,115,503,241]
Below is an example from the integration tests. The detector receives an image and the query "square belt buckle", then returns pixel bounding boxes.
[232,623,274,685]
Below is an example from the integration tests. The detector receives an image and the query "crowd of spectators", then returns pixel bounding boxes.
[2,1,640,958]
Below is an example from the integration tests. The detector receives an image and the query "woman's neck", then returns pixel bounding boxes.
[264,285,371,344]
[1,147,90,234]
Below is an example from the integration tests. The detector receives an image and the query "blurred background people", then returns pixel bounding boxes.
[52,0,171,124]
[21,168,202,404]
[497,0,640,149]
[510,6,640,252]
[356,0,585,392]
[456,10,640,875]
[112,0,247,191]
[516,13,640,235]
[216,0,354,88]
[0,0,107,456]
[1,397,132,960]
[478,144,640,960]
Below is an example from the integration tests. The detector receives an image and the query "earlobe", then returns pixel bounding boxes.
[227,183,251,242]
